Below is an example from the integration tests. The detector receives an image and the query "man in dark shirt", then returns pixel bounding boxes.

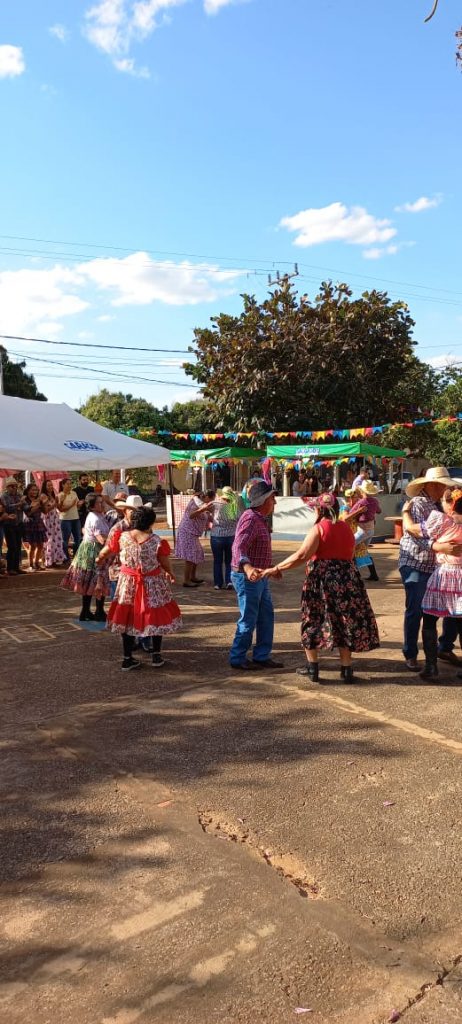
[75,473,94,529]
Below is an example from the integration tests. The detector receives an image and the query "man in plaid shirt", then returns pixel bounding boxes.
[229,480,283,671]
[398,466,461,671]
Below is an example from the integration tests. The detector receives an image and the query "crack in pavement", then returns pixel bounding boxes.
[384,952,462,1022]
[198,810,321,899]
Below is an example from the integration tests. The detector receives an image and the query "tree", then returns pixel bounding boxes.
[79,390,174,433]
[0,346,47,401]
[185,280,437,431]
[170,398,215,433]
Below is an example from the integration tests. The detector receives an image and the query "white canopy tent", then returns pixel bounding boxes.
[0,396,171,470]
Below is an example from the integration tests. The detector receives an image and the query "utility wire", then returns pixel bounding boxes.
[0,333,191,354]
[1,232,461,298]
[7,350,200,389]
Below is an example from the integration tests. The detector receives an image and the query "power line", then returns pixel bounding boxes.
[7,350,200,389]
[0,333,191,354]
[1,231,461,298]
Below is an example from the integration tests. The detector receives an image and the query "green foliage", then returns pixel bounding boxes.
[185,281,437,431]
[79,390,174,432]
[169,398,215,432]
[424,421,462,467]
[1,346,47,401]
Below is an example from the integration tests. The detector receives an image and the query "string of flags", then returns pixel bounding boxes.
[124,412,462,443]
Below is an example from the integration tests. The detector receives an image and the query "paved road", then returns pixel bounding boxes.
[1,544,462,1023]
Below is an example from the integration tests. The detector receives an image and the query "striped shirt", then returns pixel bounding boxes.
[210,500,239,539]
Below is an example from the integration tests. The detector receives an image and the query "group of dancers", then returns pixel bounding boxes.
[56,463,462,681]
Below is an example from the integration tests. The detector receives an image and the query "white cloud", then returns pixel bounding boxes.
[0,267,89,336]
[96,314,115,322]
[0,45,25,79]
[0,254,244,337]
[78,251,244,306]
[113,56,150,76]
[280,202,397,249]
[83,0,187,73]
[427,353,459,369]
[395,194,443,214]
[49,24,70,43]
[204,0,236,13]
[363,244,399,260]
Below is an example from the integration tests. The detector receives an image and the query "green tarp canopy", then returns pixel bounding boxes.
[267,442,406,459]
[170,447,264,462]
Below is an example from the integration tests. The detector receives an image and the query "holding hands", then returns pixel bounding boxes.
[243,564,282,582]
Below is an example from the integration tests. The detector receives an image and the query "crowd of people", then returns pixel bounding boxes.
[4,462,462,682]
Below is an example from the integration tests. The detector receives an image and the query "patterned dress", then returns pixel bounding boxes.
[301,519,380,652]
[422,511,462,617]
[174,498,209,564]
[107,531,182,637]
[42,501,66,566]
[61,511,110,597]
[23,500,48,545]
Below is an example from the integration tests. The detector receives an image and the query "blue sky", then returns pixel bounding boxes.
[0,0,461,417]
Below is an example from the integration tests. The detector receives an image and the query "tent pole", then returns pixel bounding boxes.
[168,464,176,546]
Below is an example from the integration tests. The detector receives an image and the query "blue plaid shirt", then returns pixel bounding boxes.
[398,495,439,573]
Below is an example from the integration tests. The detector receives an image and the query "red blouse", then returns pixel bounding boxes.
[312,519,355,561]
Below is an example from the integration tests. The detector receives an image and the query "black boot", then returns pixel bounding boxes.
[419,662,439,682]
[296,663,319,682]
[341,665,356,683]
[368,561,379,582]
[79,595,94,621]
[94,597,107,622]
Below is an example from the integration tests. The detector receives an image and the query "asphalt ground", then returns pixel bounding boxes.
[1,542,462,1023]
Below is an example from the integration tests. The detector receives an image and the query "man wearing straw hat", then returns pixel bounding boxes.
[399,466,462,671]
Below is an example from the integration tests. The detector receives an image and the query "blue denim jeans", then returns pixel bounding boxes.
[61,518,82,554]
[399,565,432,660]
[210,535,233,588]
[229,571,274,666]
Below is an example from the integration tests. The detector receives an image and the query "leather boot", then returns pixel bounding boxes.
[419,662,439,682]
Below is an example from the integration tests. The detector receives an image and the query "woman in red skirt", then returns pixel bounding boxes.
[97,506,182,671]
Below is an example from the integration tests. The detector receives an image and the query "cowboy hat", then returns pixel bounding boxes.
[114,493,146,509]
[247,480,276,508]
[359,480,381,496]
[2,476,19,488]
[406,466,462,498]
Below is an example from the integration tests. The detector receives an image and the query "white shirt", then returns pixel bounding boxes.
[101,480,129,507]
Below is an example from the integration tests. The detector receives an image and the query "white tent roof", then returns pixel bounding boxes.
[0,396,171,470]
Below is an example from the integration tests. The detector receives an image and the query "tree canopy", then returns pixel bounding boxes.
[185,281,436,432]
[0,346,47,401]
[79,390,175,432]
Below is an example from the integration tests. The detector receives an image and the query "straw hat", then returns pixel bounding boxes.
[406,466,462,498]
[359,480,381,496]
[220,486,235,501]
[3,476,19,488]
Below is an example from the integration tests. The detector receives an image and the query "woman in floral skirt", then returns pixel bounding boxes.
[61,493,110,620]
[41,480,66,568]
[97,506,181,670]
[264,492,379,683]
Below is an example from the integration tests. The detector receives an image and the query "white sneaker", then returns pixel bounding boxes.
[28,566,37,573]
